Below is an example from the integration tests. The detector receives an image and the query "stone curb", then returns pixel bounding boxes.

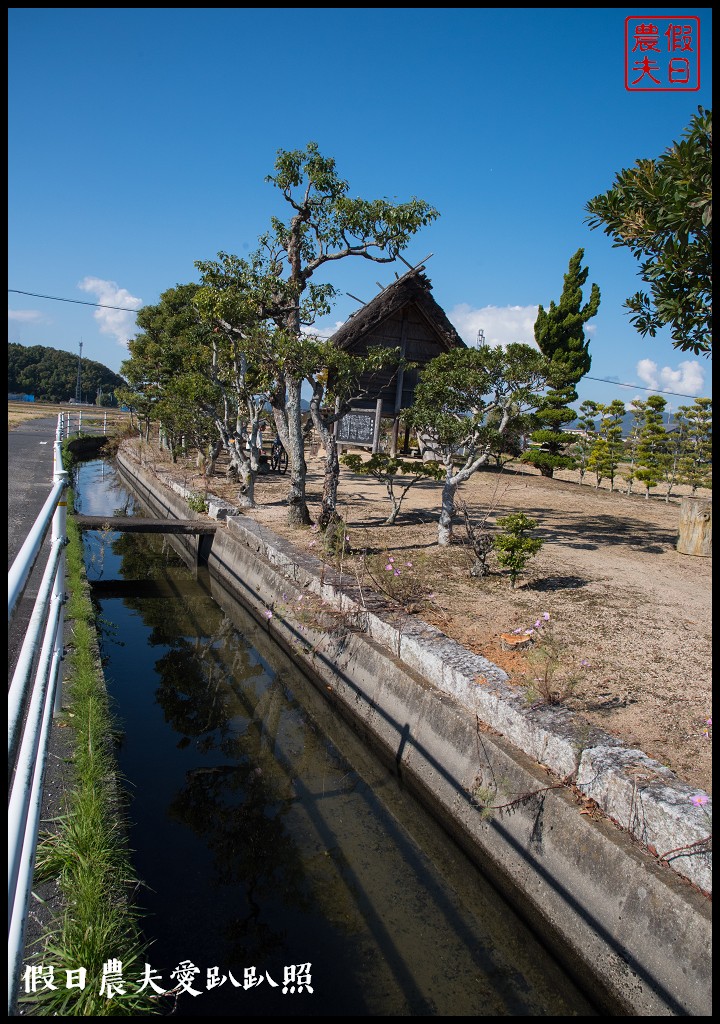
[131,459,713,895]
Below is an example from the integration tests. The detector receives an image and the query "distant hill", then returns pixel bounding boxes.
[7,343,127,403]
[570,409,676,437]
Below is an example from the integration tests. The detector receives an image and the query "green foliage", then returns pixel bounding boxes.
[120,283,220,452]
[571,400,599,482]
[194,141,439,524]
[186,491,209,514]
[522,250,600,478]
[534,248,600,385]
[409,344,548,460]
[585,106,712,356]
[8,342,126,403]
[635,395,668,498]
[677,397,712,493]
[493,512,544,588]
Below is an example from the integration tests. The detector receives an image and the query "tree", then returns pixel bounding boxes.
[571,400,599,484]
[635,395,668,499]
[521,249,600,478]
[8,342,126,403]
[120,284,221,460]
[585,106,712,356]
[589,400,626,491]
[195,141,438,527]
[407,344,549,546]
[677,397,712,494]
[622,401,646,496]
[493,513,544,589]
[340,453,444,525]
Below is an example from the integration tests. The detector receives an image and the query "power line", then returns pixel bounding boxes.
[7,287,711,401]
[583,375,706,400]
[8,288,142,313]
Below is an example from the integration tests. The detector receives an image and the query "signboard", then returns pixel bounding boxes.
[336,410,376,445]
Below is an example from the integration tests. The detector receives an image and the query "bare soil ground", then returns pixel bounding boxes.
[130,440,713,797]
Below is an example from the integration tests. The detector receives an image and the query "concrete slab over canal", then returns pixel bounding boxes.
[115,446,711,1017]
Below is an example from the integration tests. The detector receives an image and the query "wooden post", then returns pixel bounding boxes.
[372,399,383,454]
[402,422,411,455]
[389,310,409,459]
[677,497,712,556]
[389,415,400,457]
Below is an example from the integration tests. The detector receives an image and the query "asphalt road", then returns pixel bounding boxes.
[8,416,62,675]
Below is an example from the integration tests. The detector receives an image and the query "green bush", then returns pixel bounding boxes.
[493,512,544,588]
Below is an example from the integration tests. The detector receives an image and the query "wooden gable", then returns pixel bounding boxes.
[329,267,465,413]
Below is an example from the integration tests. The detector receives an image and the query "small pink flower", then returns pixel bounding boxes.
[524,629,535,636]
[580,659,590,668]
[542,612,550,620]
[264,609,273,620]
[406,561,413,567]
[308,540,317,547]
[691,794,709,807]
[394,570,401,576]
[385,564,393,571]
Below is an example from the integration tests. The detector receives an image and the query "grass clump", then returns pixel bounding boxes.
[20,490,159,1016]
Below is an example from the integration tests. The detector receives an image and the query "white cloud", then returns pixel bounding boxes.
[8,309,46,323]
[635,358,706,397]
[447,303,539,349]
[77,277,143,347]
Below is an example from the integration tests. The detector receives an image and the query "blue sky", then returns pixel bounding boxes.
[8,8,712,412]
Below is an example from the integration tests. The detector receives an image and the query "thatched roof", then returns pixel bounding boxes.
[330,266,465,353]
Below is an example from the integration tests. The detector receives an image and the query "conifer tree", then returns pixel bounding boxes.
[635,395,668,499]
[678,397,712,493]
[591,399,626,491]
[522,249,600,478]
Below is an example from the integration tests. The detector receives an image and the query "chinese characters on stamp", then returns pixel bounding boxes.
[625,16,700,91]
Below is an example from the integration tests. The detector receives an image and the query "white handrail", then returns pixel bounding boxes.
[7,480,66,622]
[8,414,69,1014]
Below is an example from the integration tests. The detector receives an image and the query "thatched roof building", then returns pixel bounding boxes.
[329,266,465,413]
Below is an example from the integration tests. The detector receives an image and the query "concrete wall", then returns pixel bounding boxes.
[115,447,711,1016]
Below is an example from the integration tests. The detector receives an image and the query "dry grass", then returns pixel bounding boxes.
[8,401,130,432]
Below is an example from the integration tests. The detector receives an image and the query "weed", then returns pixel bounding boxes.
[186,491,209,514]
[511,614,588,706]
[360,551,435,613]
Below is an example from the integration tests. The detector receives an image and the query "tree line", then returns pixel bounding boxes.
[118,109,711,545]
[7,343,126,404]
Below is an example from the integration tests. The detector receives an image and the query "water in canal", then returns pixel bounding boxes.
[75,459,598,1017]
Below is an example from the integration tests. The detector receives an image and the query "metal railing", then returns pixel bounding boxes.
[8,415,69,1013]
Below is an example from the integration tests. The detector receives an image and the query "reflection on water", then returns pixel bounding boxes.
[77,460,597,1017]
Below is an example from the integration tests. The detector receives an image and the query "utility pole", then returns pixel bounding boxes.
[75,340,83,403]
